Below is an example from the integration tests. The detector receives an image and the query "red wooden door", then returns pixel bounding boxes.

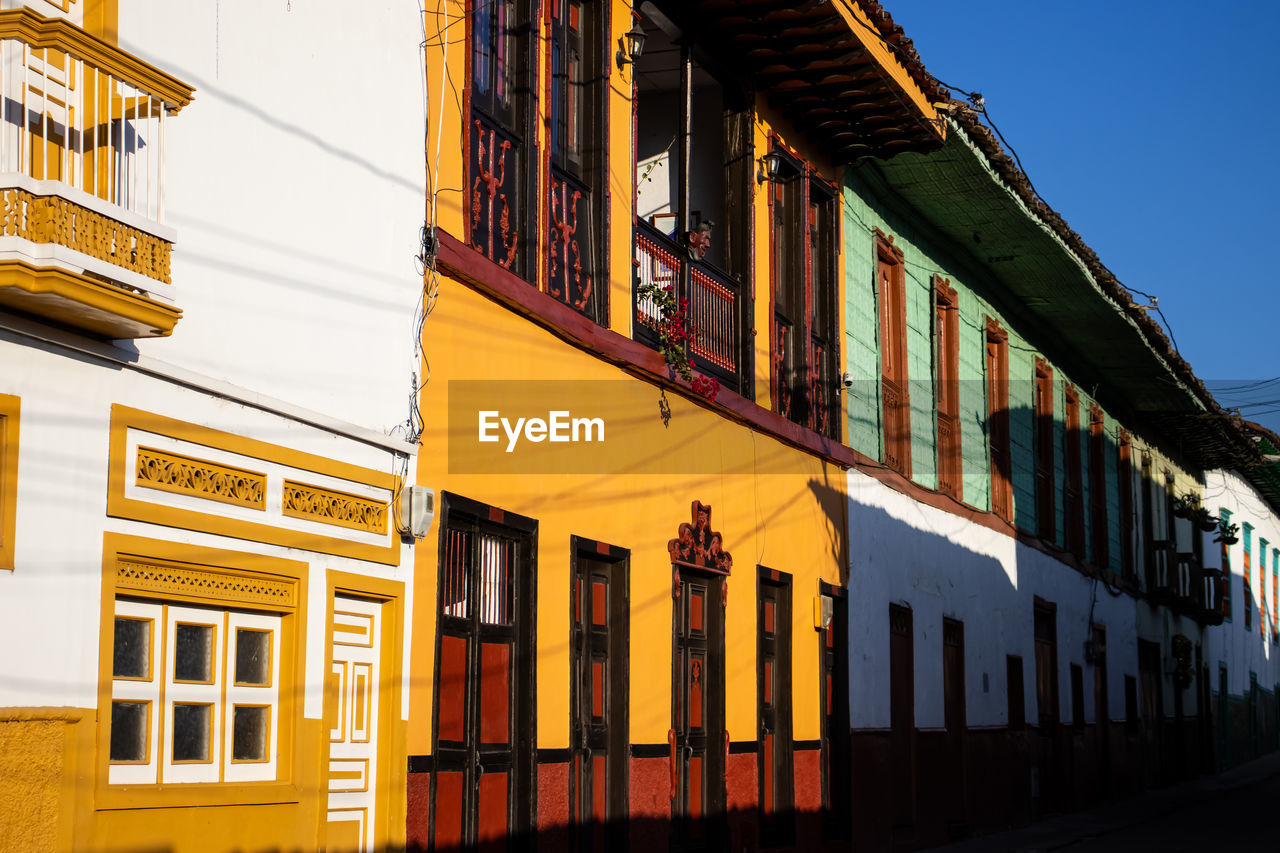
[672,570,725,851]
[431,502,534,851]
[758,571,793,845]
[571,548,628,851]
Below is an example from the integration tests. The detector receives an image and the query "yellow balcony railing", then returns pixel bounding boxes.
[0,8,193,338]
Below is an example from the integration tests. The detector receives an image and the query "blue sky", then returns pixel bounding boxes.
[882,1,1280,430]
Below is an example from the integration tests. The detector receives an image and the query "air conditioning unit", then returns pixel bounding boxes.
[396,486,435,539]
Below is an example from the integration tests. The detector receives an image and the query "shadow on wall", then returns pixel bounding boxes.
[817,483,1154,851]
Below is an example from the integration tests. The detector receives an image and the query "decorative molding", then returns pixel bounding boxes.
[281,480,388,534]
[116,558,296,609]
[135,446,266,510]
[0,188,173,283]
[108,406,399,565]
[667,501,733,575]
[0,8,194,110]
[0,259,181,338]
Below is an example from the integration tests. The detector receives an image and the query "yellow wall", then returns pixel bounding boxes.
[411,277,848,751]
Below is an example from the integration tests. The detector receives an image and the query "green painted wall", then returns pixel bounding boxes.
[842,165,1134,551]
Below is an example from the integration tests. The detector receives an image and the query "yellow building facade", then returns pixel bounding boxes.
[409,1,940,849]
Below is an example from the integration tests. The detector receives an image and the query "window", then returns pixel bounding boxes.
[1033,359,1054,537]
[1118,432,1134,579]
[985,320,1011,520]
[469,0,535,277]
[632,9,753,394]
[772,152,839,438]
[109,599,281,785]
[1244,522,1254,632]
[1272,549,1278,643]
[1261,537,1270,639]
[935,278,961,499]
[1033,600,1058,732]
[877,233,910,476]
[1124,675,1139,734]
[1089,405,1108,568]
[1221,508,1233,622]
[1064,386,1084,559]
[548,0,606,322]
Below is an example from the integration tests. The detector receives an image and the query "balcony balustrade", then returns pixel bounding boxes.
[0,9,192,338]
[634,220,741,390]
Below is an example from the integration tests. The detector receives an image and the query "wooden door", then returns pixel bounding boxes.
[758,571,793,845]
[671,570,725,851]
[431,505,535,851]
[326,595,384,853]
[1092,626,1109,793]
[889,603,914,829]
[820,586,851,842]
[570,548,629,852]
[942,618,966,830]
[1138,639,1162,788]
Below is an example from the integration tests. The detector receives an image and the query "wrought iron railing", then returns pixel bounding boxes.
[633,220,742,389]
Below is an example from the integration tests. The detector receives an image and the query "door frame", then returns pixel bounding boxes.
[429,491,538,849]
[322,569,406,853]
[569,535,631,850]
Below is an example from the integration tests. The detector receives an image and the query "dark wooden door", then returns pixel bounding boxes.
[431,502,535,851]
[889,604,915,829]
[672,570,725,851]
[820,585,850,842]
[758,571,793,844]
[942,619,966,830]
[1138,639,1163,788]
[1092,626,1109,793]
[570,548,628,852]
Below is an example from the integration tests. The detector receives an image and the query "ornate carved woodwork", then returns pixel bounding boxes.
[470,116,520,272]
[667,501,733,575]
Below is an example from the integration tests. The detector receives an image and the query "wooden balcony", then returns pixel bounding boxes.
[0,9,193,339]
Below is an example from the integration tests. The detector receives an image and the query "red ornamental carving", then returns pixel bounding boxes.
[549,172,592,311]
[471,119,518,270]
[668,501,733,575]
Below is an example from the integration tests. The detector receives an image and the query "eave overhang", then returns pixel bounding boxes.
[862,107,1255,472]
[659,0,946,162]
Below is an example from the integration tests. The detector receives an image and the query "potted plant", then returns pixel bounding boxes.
[1172,495,1190,519]
[1214,519,1240,545]
[634,280,719,402]
[1195,507,1219,533]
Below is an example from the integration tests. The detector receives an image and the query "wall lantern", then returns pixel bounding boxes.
[616,21,647,68]
[757,150,784,184]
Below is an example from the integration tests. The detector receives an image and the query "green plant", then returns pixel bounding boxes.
[635,280,719,401]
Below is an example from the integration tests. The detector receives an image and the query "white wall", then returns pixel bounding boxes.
[0,330,414,714]
[1203,468,1280,697]
[846,469,1138,730]
[115,1,426,433]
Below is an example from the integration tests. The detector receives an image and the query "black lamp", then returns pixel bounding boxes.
[617,21,647,68]
[757,150,784,184]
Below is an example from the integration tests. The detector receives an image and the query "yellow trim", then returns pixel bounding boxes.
[0,188,175,283]
[117,557,297,609]
[83,0,118,45]
[0,8,193,110]
[107,405,401,565]
[830,1,941,137]
[0,260,182,339]
[0,394,17,570]
[322,569,406,853]
[282,479,389,534]
[95,533,307,811]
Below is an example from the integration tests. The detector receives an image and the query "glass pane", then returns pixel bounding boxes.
[235,629,270,686]
[232,706,268,761]
[113,617,149,678]
[174,623,213,682]
[109,701,147,761]
[172,703,211,761]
